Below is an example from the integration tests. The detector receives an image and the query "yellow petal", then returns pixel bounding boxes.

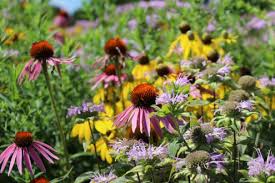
[71,124,80,137]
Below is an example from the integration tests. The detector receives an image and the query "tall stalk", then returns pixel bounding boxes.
[88,119,102,173]
[42,63,70,171]
[233,129,238,183]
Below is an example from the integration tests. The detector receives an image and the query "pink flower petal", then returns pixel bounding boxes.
[33,143,58,161]
[115,106,134,127]
[0,144,16,173]
[144,109,151,136]
[34,141,57,152]
[8,147,18,175]
[131,108,139,133]
[23,147,33,175]
[139,109,143,133]
[28,146,46,172]
[151,117,163,137]
[16,148,23,174]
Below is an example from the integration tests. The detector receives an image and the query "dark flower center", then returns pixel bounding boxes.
[104,37,127,56]
[14,132,33,147]
[30,177,50,183]
[207,50,219,63]
[131,83,158,107]
[179,23,191,34]
[104,64,117,75]
[202,34,212,45]
[156,65,171,77]
[58,10,69,18]
[138,55,150,65]
[30,40,54,60]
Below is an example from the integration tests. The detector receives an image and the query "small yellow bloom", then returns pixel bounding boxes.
[4,28,24,45]
[71,120,93,145]
[88,119,116,164]
[132,60,157,81]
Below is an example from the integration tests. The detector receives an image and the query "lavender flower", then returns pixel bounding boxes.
[177,151,225,173]
[110,138,137,154]
[208,153,225,172]
[237,100,254,111]
[205,127,227,144]
[217,65,231,80]
[90,172,117,183]
[67,103,104,117]
[175,74,190,86]
[184,123,226,144]
[246,17,266,30]
[156,92,188,105]
[218,54,234,65]
[248,149,275,176]
[126,141,168,161]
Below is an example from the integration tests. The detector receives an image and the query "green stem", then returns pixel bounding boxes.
[133,161,141,183]
[233,129,238,183]
[114,57,126,110]
[42,63,70,172]
[88,120,102,173]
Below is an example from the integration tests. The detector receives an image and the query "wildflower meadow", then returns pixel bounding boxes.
[1,0,275,182]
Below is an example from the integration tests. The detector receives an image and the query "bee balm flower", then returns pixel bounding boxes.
[0,132,58,176]
[114,83,176,137]
[18,40,74,84]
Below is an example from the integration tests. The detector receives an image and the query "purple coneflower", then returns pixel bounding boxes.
[18,40,74,84]
[114,83,176,137]
[90,64,127,90]
[0,132,58,176]
[53,10,70,28]
[67,102,104,117]
[248,149,275,176]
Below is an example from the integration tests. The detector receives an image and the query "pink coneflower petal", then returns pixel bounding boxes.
[16,148,23,174]
[29,146,46,172]
[139,109,143,133]
[8,147,18,175]
[33,143,59,161]
[92,74,107,90]
[115,106,134,127]
[0,144,16,173]
[18,60,34,84]
[33,144,54,163]
[0,144,15,164]
[151,117,162,137]
[131,108,139,133]
[29,62,42,81]
[34,141,57,152]
[144,109,151,136]
[23,147,33,175]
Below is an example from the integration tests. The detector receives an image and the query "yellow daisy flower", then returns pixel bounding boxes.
[88,119,116,164]
[71,120,93,146]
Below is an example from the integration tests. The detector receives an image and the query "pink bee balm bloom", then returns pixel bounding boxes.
[18,40,74,84]
[90,64,126,90]
[0,132,58,176]
[114,83,176,137]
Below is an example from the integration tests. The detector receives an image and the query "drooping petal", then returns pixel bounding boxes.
[139,109,143,133]
[114,106,134,127]
[0,144,16,173]
[34,141,57,152]
[23,147,33,175]
[32,144,54,164]
[29,146,46,172]
[151,117,163,137]
[33,142,59,160]
[143,109,151,136]
[131,108,139,133]
[16,148,23,174]
[8,147,18,175]
[17,60,34,84]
